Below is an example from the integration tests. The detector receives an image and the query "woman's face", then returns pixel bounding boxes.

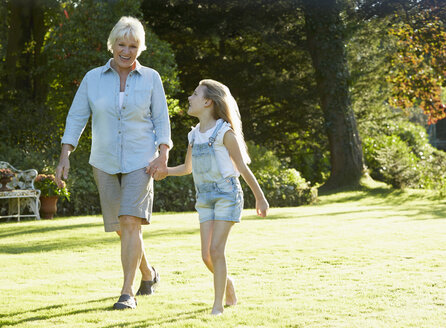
[188,85,208,117]
[112,35,139,72]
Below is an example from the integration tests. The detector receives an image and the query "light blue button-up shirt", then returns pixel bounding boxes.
[61,59,173,174]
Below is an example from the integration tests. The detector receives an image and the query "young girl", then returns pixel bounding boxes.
[167,79,269,315]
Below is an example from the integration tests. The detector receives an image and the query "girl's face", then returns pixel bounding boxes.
[187,85,208,117]
[112,35,139,72]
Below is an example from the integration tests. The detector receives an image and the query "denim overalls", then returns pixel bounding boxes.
[191,120,243,223]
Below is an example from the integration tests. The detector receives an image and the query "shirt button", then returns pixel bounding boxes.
[122,106,126,109]
[118,118,121,121]
[118,131,121,134]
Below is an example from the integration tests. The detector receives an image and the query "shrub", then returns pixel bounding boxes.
[242,142,317,208]
[153,175,195,212]
[153,141,317,212]
[1,140,316,215]
[363,120,446,190]
[363,135,421,188]
[35,174,70,200]
[418,148,446,192]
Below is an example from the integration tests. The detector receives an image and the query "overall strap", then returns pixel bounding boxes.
[190,126,197,146]
[190,134,194,147]
[208,120,225,146]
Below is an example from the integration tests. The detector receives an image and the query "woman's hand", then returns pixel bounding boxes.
[146,156,168,180]
[55,144,74,188]
[146,144,170,180]
[55,158,70,189]
[256,197,269,217]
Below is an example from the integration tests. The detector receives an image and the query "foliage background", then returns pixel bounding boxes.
[0,0,445,215]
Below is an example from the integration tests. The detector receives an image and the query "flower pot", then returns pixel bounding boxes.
[40,196,59,219]
[0,177,12,191]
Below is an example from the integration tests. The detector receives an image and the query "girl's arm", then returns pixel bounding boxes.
[224,131,269,217]
[167,144,193,176]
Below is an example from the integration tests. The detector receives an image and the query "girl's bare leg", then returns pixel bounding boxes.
[200,221,237,310]
[225,276,237,306]
[199,221,234,315]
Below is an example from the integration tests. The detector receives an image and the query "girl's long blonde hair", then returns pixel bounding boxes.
[199,79,251,164]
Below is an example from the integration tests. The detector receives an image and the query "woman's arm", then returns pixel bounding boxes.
[168,144,192,176]
[147,71,173,180]
[61,76,91,149]
[150,71,173,149]
[223,131,269,217]
[56,75,91,188]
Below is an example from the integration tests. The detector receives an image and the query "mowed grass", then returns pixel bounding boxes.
[0,186,445,327]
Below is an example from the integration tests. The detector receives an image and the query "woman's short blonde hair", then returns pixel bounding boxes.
[107,16,147,57]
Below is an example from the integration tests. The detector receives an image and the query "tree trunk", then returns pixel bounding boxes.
[32,1,47,102]
[5,0,32,92]
[5,0,49,101]
[303,0,364,190]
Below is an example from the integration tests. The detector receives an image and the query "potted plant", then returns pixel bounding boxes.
[0,168,15,191]
[34,174,70,219]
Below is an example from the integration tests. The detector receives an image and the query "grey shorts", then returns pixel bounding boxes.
[92,166,153,232]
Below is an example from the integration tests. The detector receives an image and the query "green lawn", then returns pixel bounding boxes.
[1,186,445,327]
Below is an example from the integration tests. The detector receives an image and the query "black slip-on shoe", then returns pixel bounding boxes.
[136,266,160,296]
[113,294,137,310]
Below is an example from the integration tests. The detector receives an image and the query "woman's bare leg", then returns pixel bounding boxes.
[117,230,154,281]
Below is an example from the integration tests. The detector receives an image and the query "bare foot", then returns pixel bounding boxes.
[225,276,238,306]
[211,307,223,315]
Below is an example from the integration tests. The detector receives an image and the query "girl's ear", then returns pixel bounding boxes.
[204,99,213,107]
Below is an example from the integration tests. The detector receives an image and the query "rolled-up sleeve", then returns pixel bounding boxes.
[61,76,91,149]
[151,72,173,149]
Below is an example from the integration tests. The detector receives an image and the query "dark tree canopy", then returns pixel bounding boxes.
[0,0,444,214]
[142,0,365,187]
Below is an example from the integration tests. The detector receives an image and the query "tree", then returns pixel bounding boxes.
[302,0,364,189]
[141,0,331,183]
[44,0,180,134]
[388,10,446,124]
[3,0,58,101]
[355,0,446,124]
[0,0,182,215]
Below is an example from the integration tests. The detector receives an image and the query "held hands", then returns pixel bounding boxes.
[256,197,269,217]
[146,155,168,181]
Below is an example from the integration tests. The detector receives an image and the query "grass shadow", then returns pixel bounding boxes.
[0,221,104,239]
[242,211,300,221]
[100,308,210,328]
[0,223,199,254]
[0,297,116,327]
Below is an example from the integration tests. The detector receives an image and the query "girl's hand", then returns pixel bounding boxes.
[146,144,169,180]
[256,198,269,217]
[146,156,168,180]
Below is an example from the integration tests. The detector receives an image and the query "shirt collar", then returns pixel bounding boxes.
[102,58,142,75]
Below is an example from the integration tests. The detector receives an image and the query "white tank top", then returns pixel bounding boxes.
[119,92,124,109]
[188,119,239,178]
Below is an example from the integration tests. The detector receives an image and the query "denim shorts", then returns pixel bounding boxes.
[195,177,243,223]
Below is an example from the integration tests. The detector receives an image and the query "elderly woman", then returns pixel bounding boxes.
[55,16,171,310]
